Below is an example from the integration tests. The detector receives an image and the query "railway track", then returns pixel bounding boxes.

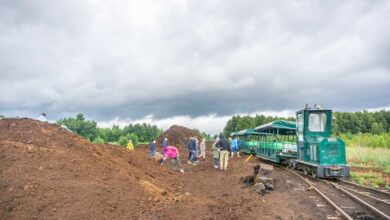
[278,165,390,220]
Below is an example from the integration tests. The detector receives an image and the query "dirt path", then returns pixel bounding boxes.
[140,147,339,219]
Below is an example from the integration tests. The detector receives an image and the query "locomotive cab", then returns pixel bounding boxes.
[295,105,350,178]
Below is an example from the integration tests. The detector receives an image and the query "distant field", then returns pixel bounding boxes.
[347,146,390,189]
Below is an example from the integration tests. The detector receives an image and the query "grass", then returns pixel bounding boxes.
[347,146,390,174]
[347,146,390,189]
[350,171,390,190]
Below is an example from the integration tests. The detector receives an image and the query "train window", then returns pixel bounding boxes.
[297,114,304,141]
[308,113,327,132]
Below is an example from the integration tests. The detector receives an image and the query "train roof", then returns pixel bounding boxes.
[231,129,259,137]
[254,120,296,134]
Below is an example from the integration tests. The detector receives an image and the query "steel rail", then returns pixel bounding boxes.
[334,183,390,206]
[328,181,390,220]
[339,179,390,196]
[276,166,353,220]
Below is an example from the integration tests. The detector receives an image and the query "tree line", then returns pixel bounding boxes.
[223,110,390,148]
[223,110,390,135]
[57,113,163,146]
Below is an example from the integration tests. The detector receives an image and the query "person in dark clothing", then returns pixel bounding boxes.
[216,134,230,171]
[185,137,193,163]
[161,138,168,154]
[189,137,199,165]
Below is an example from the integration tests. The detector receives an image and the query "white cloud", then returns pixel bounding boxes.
[0,0,389,123]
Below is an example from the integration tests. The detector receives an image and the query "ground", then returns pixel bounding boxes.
[0,119,340,219]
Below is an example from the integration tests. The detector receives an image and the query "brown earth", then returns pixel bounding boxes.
[156,125,203,149]
[0,119,339,219]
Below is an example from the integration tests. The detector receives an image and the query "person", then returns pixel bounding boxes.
[236,137,241,157]
[216,134,230,171]
[186,137,193,164]
[198,138,206,160]
[37,113,47,122]
[195,137,199,158]
[231,137,240,158]
[150,140,156,158]
[159,146,184,173]
[127,140,134,151]
[189,137,199,165]
[211,137,220,169]
[161,138,168,154]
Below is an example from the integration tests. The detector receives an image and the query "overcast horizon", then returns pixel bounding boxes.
[1,0,390,134]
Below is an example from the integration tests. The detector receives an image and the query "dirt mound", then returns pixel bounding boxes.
[0,119,337,219]
[0,118,182,219]
[156,125,203,148]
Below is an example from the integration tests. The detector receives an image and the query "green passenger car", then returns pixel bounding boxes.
[231,129,259,154]
[253,120,297,164]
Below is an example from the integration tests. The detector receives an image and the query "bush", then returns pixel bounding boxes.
[118,136,129,147]
[93,136,105,144]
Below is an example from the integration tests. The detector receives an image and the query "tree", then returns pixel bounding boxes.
[371,122,384,134]
[57,113,98,141]
[0,114,5,119]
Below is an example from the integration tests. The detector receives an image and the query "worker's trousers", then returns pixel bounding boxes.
[219,151,229,170]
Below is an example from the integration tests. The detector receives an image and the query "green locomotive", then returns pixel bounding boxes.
[294,105,350,178]
[233,105,350,178]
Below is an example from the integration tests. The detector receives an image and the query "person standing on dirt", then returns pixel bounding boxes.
[231,137,240,158]
[186,137,192,164]
[161,138,168,154]
[198,138,206,160]
[189,137,199,165]
[159,146,184,173]
[37,113,47,122]
[150,140,156,158]
[216,134,230,171]
[212,137,220,169]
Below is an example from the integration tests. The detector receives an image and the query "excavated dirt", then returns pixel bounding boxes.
[1,119,339,219]
[156,125,202,149]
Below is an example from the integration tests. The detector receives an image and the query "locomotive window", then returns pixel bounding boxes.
[297,114,303,134]
[308,113,327,132]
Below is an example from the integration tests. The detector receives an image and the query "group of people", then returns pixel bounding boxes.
[186,136,206,165]
[149,135,241,173]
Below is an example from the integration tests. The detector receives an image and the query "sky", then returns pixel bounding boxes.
[1,0,390,134]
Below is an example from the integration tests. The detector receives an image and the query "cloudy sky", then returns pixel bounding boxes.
[1,0,390,134]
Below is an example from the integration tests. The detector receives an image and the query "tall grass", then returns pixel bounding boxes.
[340,133,390,148]
[346,146,390,174]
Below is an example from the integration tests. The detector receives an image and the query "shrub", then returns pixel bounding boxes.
[118,136,129,147]
[93,136,105,144]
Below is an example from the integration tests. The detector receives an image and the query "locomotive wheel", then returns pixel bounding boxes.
[303,167,309,175]
[311,169,317,178]
[287,161,293,169]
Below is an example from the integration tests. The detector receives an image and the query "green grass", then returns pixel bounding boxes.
[350,171,389,190]
[347,146,390,190]
[340,133,390,148]
[347,146,390,174]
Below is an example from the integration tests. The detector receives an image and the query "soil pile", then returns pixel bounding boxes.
[0,119,339,219]
[0,118,180,219]
[156,125,202,148]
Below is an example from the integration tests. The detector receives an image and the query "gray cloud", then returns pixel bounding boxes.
[0,0,389,123]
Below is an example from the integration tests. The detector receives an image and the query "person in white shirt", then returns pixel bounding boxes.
[37,113,47,122]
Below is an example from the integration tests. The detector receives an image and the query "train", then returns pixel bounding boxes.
[232,105,350,178]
